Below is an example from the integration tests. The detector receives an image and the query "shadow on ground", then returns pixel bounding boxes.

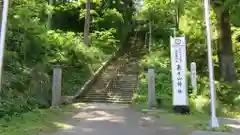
[40,103,182,135]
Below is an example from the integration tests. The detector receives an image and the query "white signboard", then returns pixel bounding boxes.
[190,62,197,93]
[170,36,188,106]
[148,69,155,108]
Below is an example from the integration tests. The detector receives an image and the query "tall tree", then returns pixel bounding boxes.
[84,0,91,46]
[212,0,238,82]
[47,0,54,29]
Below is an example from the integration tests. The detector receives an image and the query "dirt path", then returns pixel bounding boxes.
[219,117,240,133]
[40,103,182,135]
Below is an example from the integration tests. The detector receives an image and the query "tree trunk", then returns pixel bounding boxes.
[47,0,54,29]
[217,9,237,82]
[175,0,180,30]
[149,21,152,53]
[84,0,91,46]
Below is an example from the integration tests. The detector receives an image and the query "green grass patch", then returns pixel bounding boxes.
[219,107,240,118]
[151,109,232,132]
[0,103,87,135]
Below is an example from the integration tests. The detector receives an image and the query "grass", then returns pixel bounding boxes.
[152,111,232,132]
[131,102,234,133]
[220,107,240,118]
[0,103,87,135]
[131,101,234,134]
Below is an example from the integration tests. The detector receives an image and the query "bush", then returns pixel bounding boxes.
[1,27,119,116]
[133,42,172,105]
[90,29,119,54]
[0,0,126,118]
[1,18,119,119]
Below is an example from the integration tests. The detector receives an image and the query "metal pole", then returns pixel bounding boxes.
[0,0,9,92]
[203,0,219,128]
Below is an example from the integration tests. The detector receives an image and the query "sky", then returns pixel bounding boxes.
[135,0,144,11]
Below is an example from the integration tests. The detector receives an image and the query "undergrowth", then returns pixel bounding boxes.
[132,40,240,122]
[0,103,87,135]
[0,29,118,118]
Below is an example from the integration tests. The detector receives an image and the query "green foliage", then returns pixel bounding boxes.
[51,0,135,43]
[137,0,175,39]
[134,40,240,117]
[0,103,86,135]
[90,29,119,54]
[133,42,172,105]
[1,0,122,118]
[152,111,232,133]
[1,27,114,116]
[94,8,124,30]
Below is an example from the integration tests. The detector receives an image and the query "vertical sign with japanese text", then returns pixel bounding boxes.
[170,36,188,106]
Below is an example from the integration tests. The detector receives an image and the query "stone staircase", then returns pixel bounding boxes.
[79,55,128,103]
[106,57,139,103]
[78,38,146,104]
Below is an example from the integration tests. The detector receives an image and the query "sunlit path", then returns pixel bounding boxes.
[40,103,181,135]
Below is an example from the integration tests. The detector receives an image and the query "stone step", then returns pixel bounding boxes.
[107,96,133,99]
[80,96,133,100]
[81,97,107,100]
[88,90,107,94]
[100,74,117,79]
[115,78,137,81]
[108,89,134,92]
[86,92,133,96]
[112,82,137,85]
[110,87,136,90]
[108,95,133,97]
[85,93,108,96]
[111,84,136,87]
[87,92,133,96]
[109,87,134,90]
[109,88,135,91]
[108,91,134,94]
[109,89,135,92]
[90,87,107,90]
[110,84,136,87]
[113,80,138,82]
[95,81,110,84]
[113,80,137,82]
[92,84,107,87]
[117,72,138,75]
[94,77,108,81]
[107,93,134,96]
[117,78,138,81]
[77,46,144,104]
[89,90,133,93]
[112,81,137,84]
[80,98,132,103]
[108,90,134,93]
[107,94,133,97]
[101,72,115,76]
[81,96,132,100]
[109,88,134,90]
